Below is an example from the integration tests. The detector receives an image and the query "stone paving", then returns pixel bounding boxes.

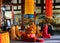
[11,35,60,43]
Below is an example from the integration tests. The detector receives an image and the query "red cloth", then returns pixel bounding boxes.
[36,39,44,42]
[30,34,35,38]
[0,34,2,43]
[43,25,51,38]
[22,34,45,42]
[43,25,48,34]
[21,34,36,42]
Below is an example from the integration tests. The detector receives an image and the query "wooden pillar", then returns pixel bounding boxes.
[54,0,56,8]
[12,5,14,20]
[34,2,36,23]
[21,0,25,30]
[41,0,44,14]
[0,0,2,27]
[11,4,14,24]
[45,0,53,19]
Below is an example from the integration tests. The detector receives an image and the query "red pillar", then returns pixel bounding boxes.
[12,5,14,20]
[45,0,53,19]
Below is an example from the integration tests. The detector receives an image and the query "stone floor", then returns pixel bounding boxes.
[11,35,60,43]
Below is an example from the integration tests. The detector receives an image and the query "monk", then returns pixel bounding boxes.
[10,25,19,40]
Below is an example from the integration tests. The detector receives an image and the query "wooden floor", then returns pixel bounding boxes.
[11,35,60,43]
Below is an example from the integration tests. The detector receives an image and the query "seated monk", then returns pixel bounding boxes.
[10,25,19,40]
[25,22,36,38]
[36,25,42,37]
[15,25,21,37]
[29,22,36,34]
[22,22,44,42]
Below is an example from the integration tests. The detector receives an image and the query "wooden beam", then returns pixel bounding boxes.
[53,3,60,5]
[36,3,60,6]
[3,3,21,6]
[53,8,60,10]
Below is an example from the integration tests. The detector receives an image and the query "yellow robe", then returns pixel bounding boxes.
[10,26,18,40]
[15,25,21,37]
